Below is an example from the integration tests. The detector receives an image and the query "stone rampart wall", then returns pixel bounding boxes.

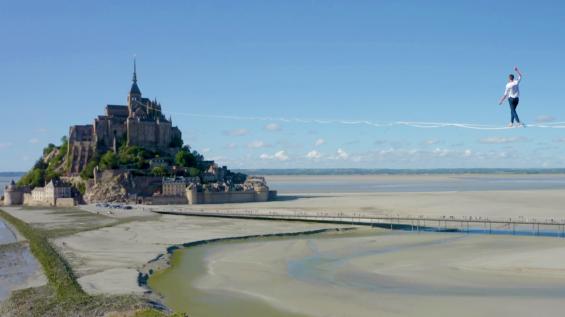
[187,190,270,205]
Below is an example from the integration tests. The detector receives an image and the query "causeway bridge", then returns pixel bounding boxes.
[154,209,565,238]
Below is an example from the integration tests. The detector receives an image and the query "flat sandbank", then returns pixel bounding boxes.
[0,207,352,296]
[153,189,565,220]
[154,229,565,317]
[3,174,565,313]
[265,174,565,193]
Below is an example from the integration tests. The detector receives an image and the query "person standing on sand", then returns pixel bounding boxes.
[499,66,524,127]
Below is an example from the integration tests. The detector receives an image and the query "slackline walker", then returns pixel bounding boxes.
[498,66,525,128]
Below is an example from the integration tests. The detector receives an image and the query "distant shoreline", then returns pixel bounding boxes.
[235,168,565,176]
[5,169,565,178]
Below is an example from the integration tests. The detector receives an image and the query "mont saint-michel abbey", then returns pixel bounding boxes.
[68,62,182,174]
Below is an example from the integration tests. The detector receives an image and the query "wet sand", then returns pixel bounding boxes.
[266,174,565,193]
[141,172,565,221]
[0,207,349,295]
[0,220,18,245]
[150,228,565,317]
[2,174,565,314]
[0,220,46,302]
[153,189,565,220]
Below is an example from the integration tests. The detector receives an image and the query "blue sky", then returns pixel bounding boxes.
[1,0,565,171]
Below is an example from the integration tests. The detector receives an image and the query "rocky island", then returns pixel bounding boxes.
[2,61,276,207]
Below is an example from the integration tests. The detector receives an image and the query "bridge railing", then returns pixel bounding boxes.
[154,209,565,238]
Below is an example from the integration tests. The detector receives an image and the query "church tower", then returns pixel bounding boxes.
[128,58,142,115]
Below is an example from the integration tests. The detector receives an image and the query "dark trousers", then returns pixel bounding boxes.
[508,97,520,123]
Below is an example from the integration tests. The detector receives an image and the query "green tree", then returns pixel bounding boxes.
[43,143,56,156]
[18,167,45,188]
[175,148,196,168]
[99,151,119,171]
[188,167,200,177]
[117,145,150,169]
[191,150,204,163]
[46,136,69,173]
[45,168,61,183]
[77,182,86,195]
[33,158,48,170]
[80,154,100,180]
[18,135,69,187]
[170,134,184,148]
[151,166,168,177]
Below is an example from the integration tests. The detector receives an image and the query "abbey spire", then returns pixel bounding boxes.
[133,57,137,83]
[129,57,141,97]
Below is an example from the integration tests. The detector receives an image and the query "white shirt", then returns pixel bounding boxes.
[504,76,521,99]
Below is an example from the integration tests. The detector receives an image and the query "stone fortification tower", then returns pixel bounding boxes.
[3,180,23,206]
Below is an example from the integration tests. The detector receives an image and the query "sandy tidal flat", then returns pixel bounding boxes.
[153,229,565,317]
[0,220,46,302]
[0,207,349,295]
[153,189,565,220]
[4,174,565,314]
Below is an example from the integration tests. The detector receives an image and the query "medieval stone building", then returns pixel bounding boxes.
[68,60,182,174]
[24,179,74,207]
[3,180,24,206]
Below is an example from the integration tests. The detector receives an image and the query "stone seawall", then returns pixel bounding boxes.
[145,196,188,205]
[187,188,271,205]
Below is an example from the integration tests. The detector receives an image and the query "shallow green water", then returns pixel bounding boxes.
[148,242,309,317]
[147,229,378,316]
[149,227,565,317]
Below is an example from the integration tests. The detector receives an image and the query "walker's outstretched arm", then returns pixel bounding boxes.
[514,66,523,81]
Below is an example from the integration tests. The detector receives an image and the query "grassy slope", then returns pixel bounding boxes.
[0,209,171,317]
[0,209,82,299]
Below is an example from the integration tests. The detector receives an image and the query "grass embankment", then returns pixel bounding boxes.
[0,209,172,317]
[0,208,82,299]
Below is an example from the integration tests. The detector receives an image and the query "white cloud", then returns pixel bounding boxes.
[346,147,481,165]
[29,138,40,144]
[248,145,552,168]
[0,143,12,150]
[225,143,238,149]
[264,123,281,131]
[432,147,450,157]
[535,115,556,124]
[336,148,349,160]
[479,136,528,144]
[223,128,249,137]
[247,140,271,149]
[201,148,211,154]
[275,150,289,161]
[314,138,325,146]
[260,150,289,161]
[306,150,322,159]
